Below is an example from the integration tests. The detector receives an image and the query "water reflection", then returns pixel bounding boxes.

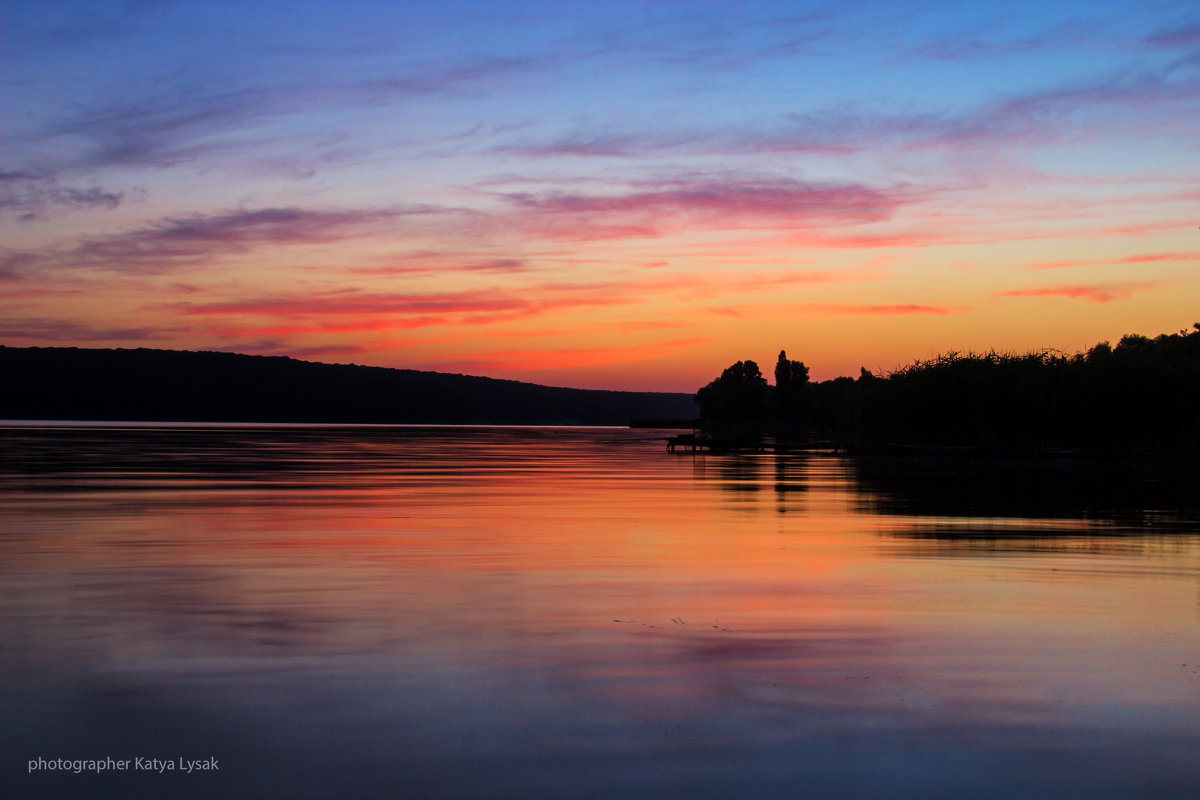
[854,455,1200,527]
[852,456,1200,567]
[1,425,1198,799]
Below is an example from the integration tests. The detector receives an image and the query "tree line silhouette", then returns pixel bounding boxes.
[696,324,1200,453]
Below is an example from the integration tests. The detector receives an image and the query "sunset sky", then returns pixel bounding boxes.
[2,0,1198,392]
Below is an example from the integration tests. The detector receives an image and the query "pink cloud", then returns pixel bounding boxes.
[1031,251,1200,269]
[793,303,968,316]
[998,281,1160,302]
[351,252,530,277]
[1105,218,1198,236]
[499,176,911,241]
[506,179,900,220]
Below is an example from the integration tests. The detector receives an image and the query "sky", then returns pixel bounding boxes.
[2,0,1198,392]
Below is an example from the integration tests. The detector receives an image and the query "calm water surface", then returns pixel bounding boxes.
[2,424,1198,798]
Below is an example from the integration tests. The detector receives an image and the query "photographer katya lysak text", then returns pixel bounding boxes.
[28,756,219,775]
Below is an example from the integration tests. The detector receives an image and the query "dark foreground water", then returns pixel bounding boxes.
[1,424,1198,799]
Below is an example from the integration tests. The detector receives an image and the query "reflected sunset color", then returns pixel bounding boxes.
[3,425,1198,798]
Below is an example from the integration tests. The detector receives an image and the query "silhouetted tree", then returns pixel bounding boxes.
[773,350,808,394]
[1085,341,1112,363]
[772,349,810,421]
[695,359,768,422]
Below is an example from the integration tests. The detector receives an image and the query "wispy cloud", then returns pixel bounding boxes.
[168,285,625,326]
[1105,218,1199,237]
[351,252,530,277]
[1145,22,1200,49]
[792,303,968,316]
[903,19,1100,63]
[1,170,125,220]
[17,47,563,177]
[360,54,549,98]
[998,281,1160,302]
[499,176,909,241]
[497,60,1200,167]
[201,317,443,340]
[783,69,1200,155]
[36,86,281,172]
[1030,251,1200,269]
[1,206,439,276]
[0,318,174,342]
[266,342,380,361]
[493,126,861,159]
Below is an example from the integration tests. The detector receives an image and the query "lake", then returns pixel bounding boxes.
[2,423,1198,798]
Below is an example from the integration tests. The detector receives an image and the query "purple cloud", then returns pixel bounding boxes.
[1145,23,1200,49]
[20,49,563,176]
[1,205,442,277]
[788,70,1200,153]
[0,318,174,342]
[495,61,1199,167]
[352,252,530,277]
[498,176,908,240]
[1,170,124,218]
[38,86,283,172]
[492,126,859,159]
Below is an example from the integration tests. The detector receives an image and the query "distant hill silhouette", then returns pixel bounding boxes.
[0,346,698,425]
